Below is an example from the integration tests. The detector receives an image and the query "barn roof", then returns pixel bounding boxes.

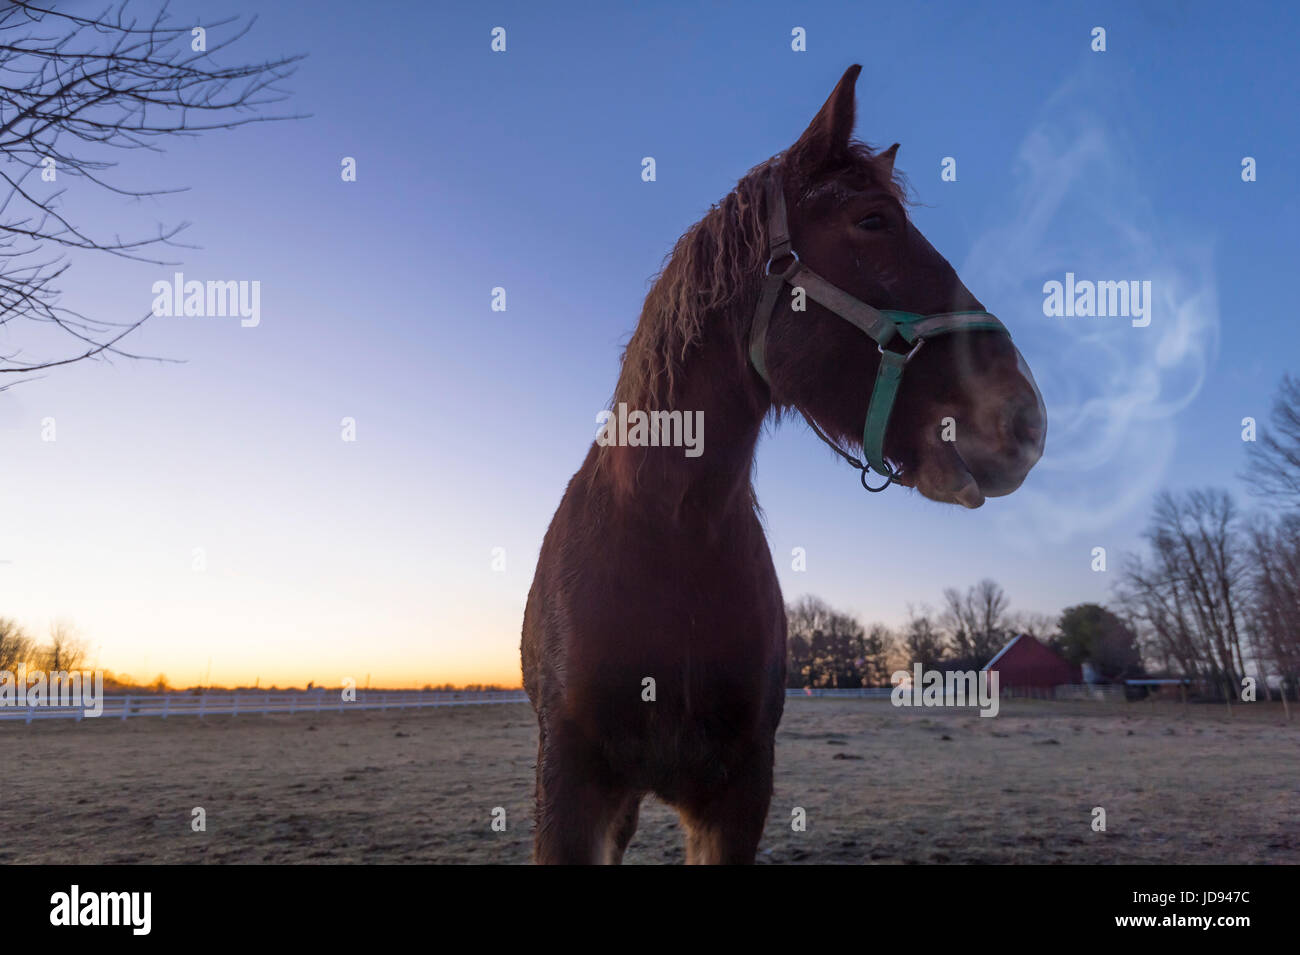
[982,634,1024,671]
[980,633,1082,689]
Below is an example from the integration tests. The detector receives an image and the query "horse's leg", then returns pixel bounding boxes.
[533,720,632,864]
[678,748,774,865]
[604,792,642,864]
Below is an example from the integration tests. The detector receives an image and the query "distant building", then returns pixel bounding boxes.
[982,634,1081,691]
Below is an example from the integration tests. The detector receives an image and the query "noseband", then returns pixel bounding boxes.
[748,172,1011,491]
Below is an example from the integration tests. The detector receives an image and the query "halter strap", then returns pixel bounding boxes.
[748,172,1010,489]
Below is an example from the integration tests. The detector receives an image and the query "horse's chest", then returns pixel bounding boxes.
[562,532,784,728]
[582,529,776,648]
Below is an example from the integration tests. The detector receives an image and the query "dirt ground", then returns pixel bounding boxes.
[1,698,1295,864]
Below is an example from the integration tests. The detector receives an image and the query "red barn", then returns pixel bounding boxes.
[982,634,1081,690]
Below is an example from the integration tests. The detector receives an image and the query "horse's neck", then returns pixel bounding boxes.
[604,312,768,530]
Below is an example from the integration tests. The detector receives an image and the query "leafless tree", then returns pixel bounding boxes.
[1243,513,1300,698]
[0,616,33,670]
[1241,374,1300,510]
[0,1,302,386]
[1010,611,1059,642]
[902,606,946,671]
[940,578,1011,666]
[39,618,87,670]
[1117,490,1251,699]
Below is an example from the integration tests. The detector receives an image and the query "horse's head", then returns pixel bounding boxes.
[757,65,1045,508]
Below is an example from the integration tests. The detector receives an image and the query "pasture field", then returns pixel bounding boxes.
[1,698,1294,864]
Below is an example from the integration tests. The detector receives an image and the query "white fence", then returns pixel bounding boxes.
[791,685,1128,702]
[1,683,1131,724]
[1051,683,1126,702]
[4,688,869,723]
[0,689,530,724]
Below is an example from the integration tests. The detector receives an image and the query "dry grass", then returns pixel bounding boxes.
[1,698,1294,864]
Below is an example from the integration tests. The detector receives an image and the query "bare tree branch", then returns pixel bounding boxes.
[0,0,303,378]
[1241,373,1300,509]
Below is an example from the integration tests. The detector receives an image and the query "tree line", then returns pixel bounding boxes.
[785,585,1141,690]
[0,618,88,673]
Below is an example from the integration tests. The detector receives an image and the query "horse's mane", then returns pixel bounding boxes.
[612,141,907,411]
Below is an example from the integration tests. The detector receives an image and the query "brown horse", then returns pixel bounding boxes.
[521,65,1046,864]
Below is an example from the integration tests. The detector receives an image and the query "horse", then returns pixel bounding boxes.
[521,64,1046,864]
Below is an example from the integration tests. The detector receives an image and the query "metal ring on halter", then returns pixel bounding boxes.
[860,466,893,492]
[765,247,800,277]
[879,336,927,364]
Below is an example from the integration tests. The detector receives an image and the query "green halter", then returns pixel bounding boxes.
[748,172,1010,491]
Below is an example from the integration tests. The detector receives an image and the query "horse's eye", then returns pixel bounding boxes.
[857,214,887,231]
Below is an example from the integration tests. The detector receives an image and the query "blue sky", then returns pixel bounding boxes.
[0,0,1296,686]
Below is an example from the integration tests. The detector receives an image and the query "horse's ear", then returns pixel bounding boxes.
[878,143,900,178]
[790,64,861,174]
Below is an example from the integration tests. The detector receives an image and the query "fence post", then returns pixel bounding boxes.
[233,692,239,717]
[121,695,130,720]
[199,694,205,719]
[163,696,170,719]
